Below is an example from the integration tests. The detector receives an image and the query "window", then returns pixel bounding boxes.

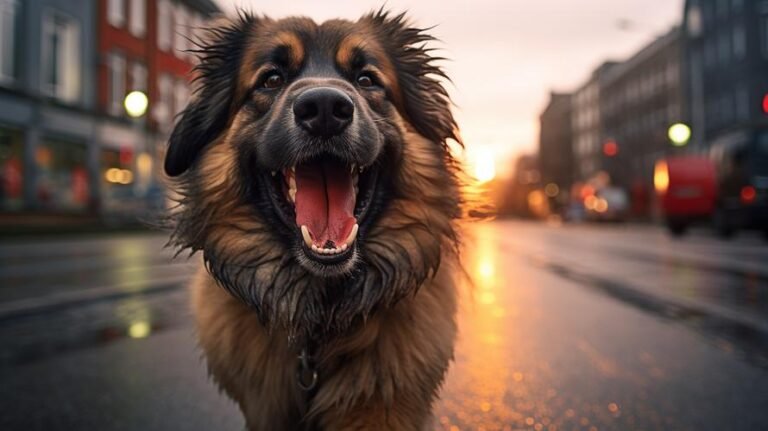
[733,24,746,59]
[174,78,190,116]
[0,0,17,83]
[35,138,89,211]
[0,126,24,210]
[718,32,731,64]
[687,4,703,37]
[130,62,147,92]
[704,38,716,68]
[173,5,188,56]
[763,15,768,58]
[716,0,729,17]
[107,0,125,28]
[101,148,134,209]
[720,93,733,122]
[108,52,126,116]
[735,87,749,120]
[157,0,172,51]
[128,0,145,37]
[154,73,173,129]
[42,11,81,103]
[188,13,202,62]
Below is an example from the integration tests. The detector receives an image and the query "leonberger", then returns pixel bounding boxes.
[164,9,469,430]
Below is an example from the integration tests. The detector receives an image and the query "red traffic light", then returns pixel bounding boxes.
[763,94,768,115]
[603,140,618,157]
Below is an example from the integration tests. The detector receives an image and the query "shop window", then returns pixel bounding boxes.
[35,138,89,211]
[101,148,134,210]
[0,127,23,210]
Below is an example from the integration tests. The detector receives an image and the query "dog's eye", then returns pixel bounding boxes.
[263,72,285,89]
[356,74,375,88]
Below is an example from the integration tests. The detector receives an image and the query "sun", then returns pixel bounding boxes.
[472,149,497,183]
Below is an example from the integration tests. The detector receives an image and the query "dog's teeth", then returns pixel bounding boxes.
[344,224,359,246]
[271,171,276,176]
[359,166,364,173]
[311,244,319,253]
[288,174,297,203]
[301,225,313,248]
[340,244,348,251]
[350,164,356,174]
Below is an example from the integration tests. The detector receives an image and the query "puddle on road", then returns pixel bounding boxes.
[0,288,189,367]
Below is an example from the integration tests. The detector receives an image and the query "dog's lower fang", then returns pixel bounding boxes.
[344,224,359,247]
[301,225,313,247]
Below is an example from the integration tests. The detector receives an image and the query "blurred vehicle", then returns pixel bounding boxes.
[709,129,768,239]
[584,186,629,222]
[654,156,717,236]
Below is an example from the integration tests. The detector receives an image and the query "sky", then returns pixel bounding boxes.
[219,0,683,177]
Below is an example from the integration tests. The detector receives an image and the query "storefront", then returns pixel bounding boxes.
[0,126,24,211]
[35,136,90,212]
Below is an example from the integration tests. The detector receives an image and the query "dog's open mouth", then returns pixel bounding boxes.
[267,155,378,265]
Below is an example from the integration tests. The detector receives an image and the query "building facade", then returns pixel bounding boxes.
[601,28,683,193]
[96,0,219,215]
[571,62,618,184]
[0,0,99,218]
[683,0,768,149]
[538,92,573,208]
[0,0,219,224]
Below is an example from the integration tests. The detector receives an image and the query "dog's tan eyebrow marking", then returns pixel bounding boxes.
[336,34,366,69]
[272,31,305,69]
[336,33,402,106]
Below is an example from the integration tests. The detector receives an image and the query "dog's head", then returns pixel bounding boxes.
[166,10,463,340]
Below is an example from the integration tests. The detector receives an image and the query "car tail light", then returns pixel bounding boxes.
[654,161,669,194]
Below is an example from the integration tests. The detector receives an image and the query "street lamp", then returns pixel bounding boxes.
[123,90,153,202]
[668,123,691,147]
[124,90,149,118]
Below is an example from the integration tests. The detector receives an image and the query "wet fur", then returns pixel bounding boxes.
[166,10,466,430]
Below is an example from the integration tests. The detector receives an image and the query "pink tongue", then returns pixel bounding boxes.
[294,160,356,247]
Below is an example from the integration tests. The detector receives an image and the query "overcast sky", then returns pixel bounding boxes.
[219,0,682,175]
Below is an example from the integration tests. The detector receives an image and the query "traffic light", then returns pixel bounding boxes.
[762,94,768,115]
[603,140,618,157]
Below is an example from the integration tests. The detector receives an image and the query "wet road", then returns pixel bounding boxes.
[1,221,767,430]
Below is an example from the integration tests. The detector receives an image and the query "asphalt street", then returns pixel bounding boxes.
[1,220,767,430]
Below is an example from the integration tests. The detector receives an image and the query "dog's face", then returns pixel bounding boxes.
[165,11,463,340]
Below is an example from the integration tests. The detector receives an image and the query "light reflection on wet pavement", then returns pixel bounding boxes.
[1,221,768,430]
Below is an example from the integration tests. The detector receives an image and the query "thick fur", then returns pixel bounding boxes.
[166,10,467,430]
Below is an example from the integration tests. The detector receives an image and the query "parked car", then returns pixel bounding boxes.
[708,128,768,238]
[654,156,717,236]
[584,186,629,222]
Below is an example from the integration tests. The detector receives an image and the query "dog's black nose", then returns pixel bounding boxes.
[293,87,354,138]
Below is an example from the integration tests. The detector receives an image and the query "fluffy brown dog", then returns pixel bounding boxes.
[164,9,467,430]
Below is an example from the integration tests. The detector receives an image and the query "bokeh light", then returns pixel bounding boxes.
[668,123,691,146]
[124,90,149,118]
[472,149,497,183]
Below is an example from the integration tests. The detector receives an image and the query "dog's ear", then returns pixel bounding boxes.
[164,13,259,177]
[364,10,461,147]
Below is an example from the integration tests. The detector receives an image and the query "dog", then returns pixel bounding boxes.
[164,9,468,430]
